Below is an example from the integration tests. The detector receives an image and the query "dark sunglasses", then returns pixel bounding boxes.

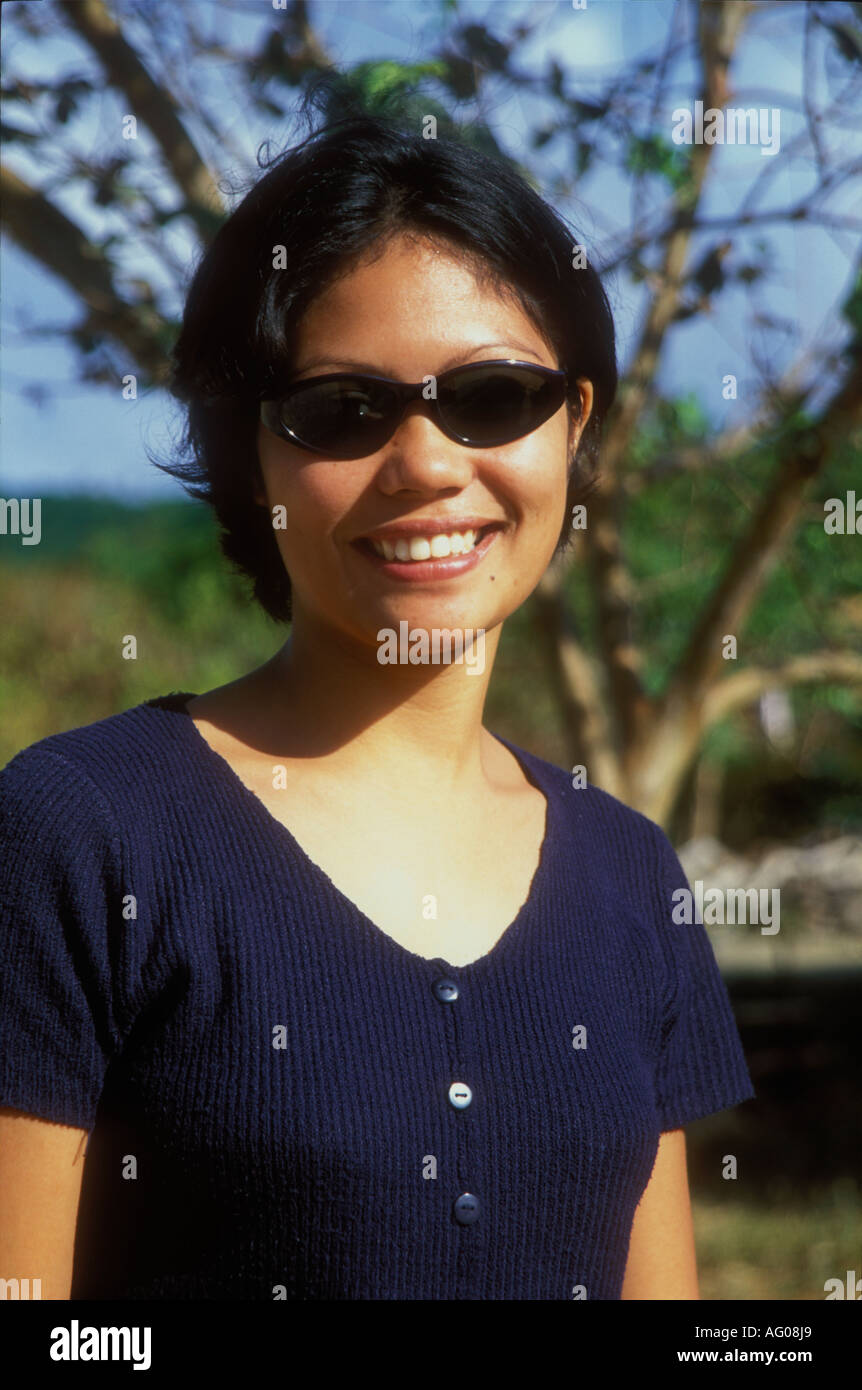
[259,359,568,459]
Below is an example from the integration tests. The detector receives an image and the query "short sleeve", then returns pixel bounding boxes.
[0,745,126,1130]
[647,822,755,1131]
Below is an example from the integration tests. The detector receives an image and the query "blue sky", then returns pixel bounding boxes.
[2,0,858,501]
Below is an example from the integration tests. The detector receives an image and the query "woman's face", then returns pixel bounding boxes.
[255,231,593,650]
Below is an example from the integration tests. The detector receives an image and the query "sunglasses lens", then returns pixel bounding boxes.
[441,365,565,443]
[442,366,561,442]
[278,378,396,456]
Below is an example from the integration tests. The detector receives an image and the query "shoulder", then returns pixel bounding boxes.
[500,734,670,851]
[0,692,197,836]
[495,734,687,914]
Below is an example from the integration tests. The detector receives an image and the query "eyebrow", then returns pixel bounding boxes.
[292,343,549,375]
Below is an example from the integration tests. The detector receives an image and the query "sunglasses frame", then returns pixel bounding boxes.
[259,358,569,458]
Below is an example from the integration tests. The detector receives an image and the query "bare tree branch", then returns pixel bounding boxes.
[289,0,334,71]
[584,0,751,748]
[662,344,862,716]
[531,559,622,794]
[702,651,862,727]
[1,163,168,381]
[601,164,862,275]
[58,0,225,240]
[624,354,820,495]
[621,337,861,816]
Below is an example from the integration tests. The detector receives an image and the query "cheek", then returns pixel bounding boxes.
[260,456,358,561]
[506,423,569,527]
[258,430,322,506]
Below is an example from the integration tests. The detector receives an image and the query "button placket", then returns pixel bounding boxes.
[430,963,482,1291]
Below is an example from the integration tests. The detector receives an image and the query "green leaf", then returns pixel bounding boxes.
[624,132,691,191]
[350,58,448,110]
[840,268,862,341]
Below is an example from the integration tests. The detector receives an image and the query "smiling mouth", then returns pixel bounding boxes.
[358,524,501,563]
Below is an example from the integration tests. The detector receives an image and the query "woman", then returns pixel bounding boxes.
[0,112,754,1300]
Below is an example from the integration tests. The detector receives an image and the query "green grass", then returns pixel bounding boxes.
[694,1179,862,1300]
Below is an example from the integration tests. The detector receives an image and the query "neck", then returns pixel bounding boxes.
[253,611,503,797]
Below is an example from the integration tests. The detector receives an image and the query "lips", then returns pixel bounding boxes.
[352,523,503,581]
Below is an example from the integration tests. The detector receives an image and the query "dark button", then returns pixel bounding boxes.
[432,977,459,1003]
[453,1193,480,1225]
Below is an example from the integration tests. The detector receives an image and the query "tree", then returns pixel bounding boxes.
[3,0,861,824]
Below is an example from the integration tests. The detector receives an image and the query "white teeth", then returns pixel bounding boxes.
[369,528,481,561]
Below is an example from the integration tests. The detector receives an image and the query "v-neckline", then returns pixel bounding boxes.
[144,691,559,974]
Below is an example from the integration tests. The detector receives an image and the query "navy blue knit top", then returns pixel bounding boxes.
[0,692,754,1300]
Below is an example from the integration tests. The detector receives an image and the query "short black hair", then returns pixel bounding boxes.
[156,105,618,624]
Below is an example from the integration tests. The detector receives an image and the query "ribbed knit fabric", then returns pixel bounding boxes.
[0,692,755,1300]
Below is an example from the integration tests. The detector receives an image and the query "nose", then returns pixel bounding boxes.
[375,399,475,494]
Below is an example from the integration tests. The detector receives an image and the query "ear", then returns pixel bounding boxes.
[567,406,581,465]
[568,379,594,454]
